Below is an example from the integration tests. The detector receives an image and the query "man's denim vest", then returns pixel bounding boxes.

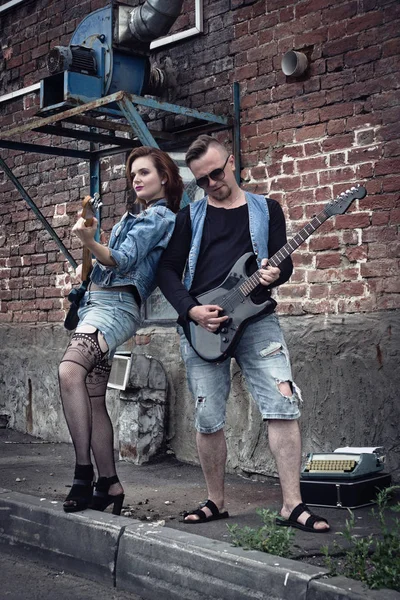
[183,192,270,291]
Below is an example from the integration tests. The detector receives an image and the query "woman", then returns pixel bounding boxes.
[58,146,183,514]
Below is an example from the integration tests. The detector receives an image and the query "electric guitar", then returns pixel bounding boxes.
[64,193,102,331]
[182,185,367,362]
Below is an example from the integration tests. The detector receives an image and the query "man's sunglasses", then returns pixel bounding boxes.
[195,155,230,189]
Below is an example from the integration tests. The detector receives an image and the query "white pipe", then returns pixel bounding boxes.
[0,0,27,14]
[150,0,203,49]
[0,83,40,105]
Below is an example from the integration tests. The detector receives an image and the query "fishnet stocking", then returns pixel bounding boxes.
[58,330,115,477]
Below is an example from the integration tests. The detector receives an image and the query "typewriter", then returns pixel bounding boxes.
[301,448,385,480]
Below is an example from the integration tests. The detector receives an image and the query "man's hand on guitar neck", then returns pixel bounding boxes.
[188,305,229,333]
[258,258,281,287]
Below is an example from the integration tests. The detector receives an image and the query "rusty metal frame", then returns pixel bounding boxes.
[0,90,231,157]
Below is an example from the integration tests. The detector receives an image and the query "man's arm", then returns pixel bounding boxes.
[156,209,198,321]
[266,198,293,287]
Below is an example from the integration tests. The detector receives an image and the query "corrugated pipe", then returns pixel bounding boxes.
[129,0,184,44]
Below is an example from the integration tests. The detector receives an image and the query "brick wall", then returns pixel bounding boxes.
[0,0,399,325]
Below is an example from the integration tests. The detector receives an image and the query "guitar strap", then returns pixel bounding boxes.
[64,271,92,331]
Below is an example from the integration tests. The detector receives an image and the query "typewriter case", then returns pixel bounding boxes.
[300,472,392,509]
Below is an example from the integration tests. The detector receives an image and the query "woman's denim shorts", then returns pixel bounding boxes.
[77,289,140,358]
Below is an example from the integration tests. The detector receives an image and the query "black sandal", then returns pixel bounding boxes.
[90,475,125,515]
[63,464,94,513]
[181,499,230,524]
[275,502,330,533]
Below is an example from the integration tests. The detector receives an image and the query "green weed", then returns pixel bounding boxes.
[227,487,400,592]
[321,486,400,591]
[227,508,295,558]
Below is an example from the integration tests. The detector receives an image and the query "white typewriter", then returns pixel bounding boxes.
[301,446,385,480]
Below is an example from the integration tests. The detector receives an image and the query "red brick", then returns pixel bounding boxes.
[375,159,400,177]
[316,253,341,269]
[361,260,399,278]
[296,157,328,173]
[309,235,340,252]
[376,296,400,310]
[292,253,313,267]
[362,226,397,243]
[331,282,366,297]
[302,299,336,313]
[335,213,371,229]
[345,246,368,262]
[296,124,326,143]
[309,284,330,299]
[337,297,376,313]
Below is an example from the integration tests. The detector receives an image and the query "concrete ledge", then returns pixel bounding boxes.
[309,576,400,600]
[0,488,125,584]
[117,522,326,599]
[0,489,399,600]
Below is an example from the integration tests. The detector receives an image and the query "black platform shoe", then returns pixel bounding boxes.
[63,464,94,513]
[90,475,124,515]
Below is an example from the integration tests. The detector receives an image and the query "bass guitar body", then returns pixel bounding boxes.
[184,253,276,362]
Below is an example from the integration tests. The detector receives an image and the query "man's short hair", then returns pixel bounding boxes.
[185,135,227,166]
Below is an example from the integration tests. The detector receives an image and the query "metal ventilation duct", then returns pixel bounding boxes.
[129,0,184,44]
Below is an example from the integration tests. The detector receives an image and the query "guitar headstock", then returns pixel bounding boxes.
[81,193,102,225]
[324,185,367,217]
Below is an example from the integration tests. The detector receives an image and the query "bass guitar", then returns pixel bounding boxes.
[64,193,102,331]
[182,185,367,362]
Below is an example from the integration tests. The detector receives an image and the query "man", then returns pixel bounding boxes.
[157,135,329,532]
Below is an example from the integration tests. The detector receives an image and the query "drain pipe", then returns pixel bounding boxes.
[129,0,184,44]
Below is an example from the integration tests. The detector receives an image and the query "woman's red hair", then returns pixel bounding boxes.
[126,146,183,214]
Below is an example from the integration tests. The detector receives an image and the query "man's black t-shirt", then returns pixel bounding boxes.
[157,198,293,321]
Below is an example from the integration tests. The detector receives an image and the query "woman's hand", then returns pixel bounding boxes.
[72,216,98,247]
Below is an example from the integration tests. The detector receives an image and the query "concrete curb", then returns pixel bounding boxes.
[0,488,399,600]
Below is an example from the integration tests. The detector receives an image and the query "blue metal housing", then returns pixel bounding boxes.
[40,5,149,112]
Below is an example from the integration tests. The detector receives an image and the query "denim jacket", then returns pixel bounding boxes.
[183,192,270,290]
[90,199,176,301]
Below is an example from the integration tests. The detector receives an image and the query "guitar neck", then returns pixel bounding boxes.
[81,247,93,281]
[81,215,94,282]
[242,208,329,294]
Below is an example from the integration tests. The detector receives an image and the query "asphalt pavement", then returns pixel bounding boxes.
[0,427,399,600]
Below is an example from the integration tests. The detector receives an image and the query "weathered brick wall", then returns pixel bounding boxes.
[160,0,400,315]
[1,0,399,324]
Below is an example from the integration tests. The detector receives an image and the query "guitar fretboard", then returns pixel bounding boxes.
[239,209,329,296]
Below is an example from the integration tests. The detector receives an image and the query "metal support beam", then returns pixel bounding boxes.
[35,125,136,148]
[90,144,101,242]
[1,91,127,139]
[0,139,91,160]
[127,93,228,126]
[117,96,160,148]
[0,156,78,268]
[233,81,241,184]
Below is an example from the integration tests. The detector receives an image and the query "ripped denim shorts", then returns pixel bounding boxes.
[179,313,302,434]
